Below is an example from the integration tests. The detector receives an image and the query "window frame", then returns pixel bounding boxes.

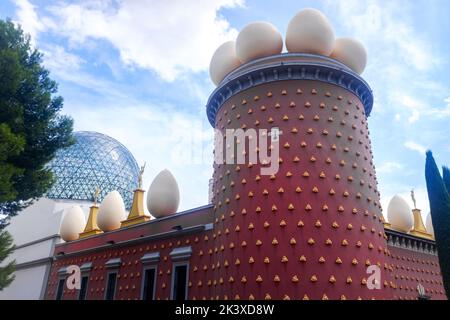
[55,277,66,300]
[141,265,157,300]
[170,261,189,301]
[104,271,118,300]
[78,274,89,300]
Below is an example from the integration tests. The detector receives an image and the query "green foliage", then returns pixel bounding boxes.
[0,230,15,291]
[0,19,74,228]
[425,151,450,299]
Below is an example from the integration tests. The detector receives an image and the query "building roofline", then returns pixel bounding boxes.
[54,224,210,260]
[55,204,213,248]
[206,53,373,127]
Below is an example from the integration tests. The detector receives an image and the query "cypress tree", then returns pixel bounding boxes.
[425,151,450,298]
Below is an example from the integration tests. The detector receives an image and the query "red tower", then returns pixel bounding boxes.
[207,54,394,300]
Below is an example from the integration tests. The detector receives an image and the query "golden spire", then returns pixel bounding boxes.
[409,190,433,239]
[410,207,433,240]
[79,187,103,238]
[120,178,150,228]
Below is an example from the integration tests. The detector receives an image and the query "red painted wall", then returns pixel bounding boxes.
[209,80,393,300]
[389,246,446,300]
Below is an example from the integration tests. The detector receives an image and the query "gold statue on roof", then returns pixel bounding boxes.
[411,189,417,209]
[138,162,146,189]
[93,186,100,206]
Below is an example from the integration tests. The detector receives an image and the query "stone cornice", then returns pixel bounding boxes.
[206,53,374,127]
[385,228,437,255]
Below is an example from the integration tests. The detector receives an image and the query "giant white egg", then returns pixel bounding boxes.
[236,21,283,63]
[209,41,241,86]
[60,206,86,242]
[387,195,414,233]
[285,8,335,56]
[147,169,180,218]
[331,37,367,74]
[97,190,126,232]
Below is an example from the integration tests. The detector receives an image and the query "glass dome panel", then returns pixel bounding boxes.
[46,131,139,209]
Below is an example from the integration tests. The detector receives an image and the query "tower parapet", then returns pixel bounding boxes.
[207,53,374,127]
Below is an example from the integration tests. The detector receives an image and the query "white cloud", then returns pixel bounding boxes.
[426,97,450,118]
[390,93,450,123]
[12,0,47,44]
[377,161,403,174]
[445,97,450,106]
[392,94,425,124]
[40,44,140,100]
[404,141,427,155]
[326,0,440,72]
[42,44,84,72]
[324,0,447,123]
[44,0,243,81]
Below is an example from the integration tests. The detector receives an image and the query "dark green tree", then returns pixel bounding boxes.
[425,151,450,298]
[0,19,74,228]
[1,19,74,289]
[442,167,450,195]
[0,231,15,290]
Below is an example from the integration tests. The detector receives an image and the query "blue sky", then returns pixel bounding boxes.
[1,0,449,220]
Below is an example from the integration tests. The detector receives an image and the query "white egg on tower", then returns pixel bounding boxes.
[285,8,335,56]
[60,206,86,242]
[147,169,180,218]
[331,37,367,74]
[97,190,126,232]
[387,195,414,233]
[236,21,283,63]
[209,41,242,86]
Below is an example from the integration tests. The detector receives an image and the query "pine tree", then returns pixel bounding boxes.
[425,151,450,298]
[0,19,74,228]
[0,230,15,290]
[1,19,74,289]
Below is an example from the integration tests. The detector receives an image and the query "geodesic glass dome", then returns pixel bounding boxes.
[46,131,139,209]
